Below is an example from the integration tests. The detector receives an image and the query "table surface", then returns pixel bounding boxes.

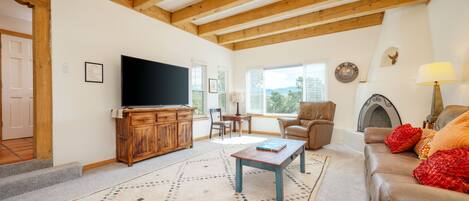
[223,115,251,119]
[231,139,306,166]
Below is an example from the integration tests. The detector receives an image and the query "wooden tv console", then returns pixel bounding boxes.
[115,107,195,166]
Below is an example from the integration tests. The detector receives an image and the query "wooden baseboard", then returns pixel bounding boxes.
[194,135,210,141]
[242,130,281,136]
[83,158,116,172]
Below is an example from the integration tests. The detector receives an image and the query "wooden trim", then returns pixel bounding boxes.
[193,135,210,141]
[83,158,117,172]
[198,0,336,36]
[193,116,209,121]
[133,0,164,11]
[14,0,53,160]
[233,13,384,50]
[171,0,253,25]
[218,0,428,44]
[0,29,32,39]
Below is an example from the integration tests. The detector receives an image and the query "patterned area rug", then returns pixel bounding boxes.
[78,145,329,201]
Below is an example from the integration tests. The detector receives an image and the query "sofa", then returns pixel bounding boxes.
[278,101,336,150]
[364,105,469,201]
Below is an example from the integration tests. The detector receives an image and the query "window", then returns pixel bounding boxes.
[191,64,207,116]
[246,63,326,115]
[217,70,228,112]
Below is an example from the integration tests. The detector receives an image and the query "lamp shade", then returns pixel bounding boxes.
[416,62,458,86]
[230,92,244,103]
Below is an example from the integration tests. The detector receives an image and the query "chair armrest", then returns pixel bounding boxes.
[364,127,393,144]
[277,118,299,138]
[278,118,300,128]
[304,119,334,129]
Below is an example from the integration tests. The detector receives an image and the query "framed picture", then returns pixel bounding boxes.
[85,62,103,83]
[209,78,218,93]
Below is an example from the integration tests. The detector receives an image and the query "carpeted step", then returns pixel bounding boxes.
[0,159,53,179]
[0,162,82,200]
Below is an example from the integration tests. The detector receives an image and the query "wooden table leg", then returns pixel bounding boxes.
[275,167,284,201]
[236,158,243,192]
[300,147,305,173]
[233,121,237,132]
[248,119,252,134]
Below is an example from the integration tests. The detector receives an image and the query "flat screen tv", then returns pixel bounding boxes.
[121,55,189,107]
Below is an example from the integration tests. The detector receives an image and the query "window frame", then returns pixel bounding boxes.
[246,62,328,115]
[191,61,208,117]
[217,68,229,113]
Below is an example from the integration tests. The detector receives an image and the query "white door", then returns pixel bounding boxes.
[1,34,33,140]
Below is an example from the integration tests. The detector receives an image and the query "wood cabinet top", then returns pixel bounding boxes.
[122,106,196,113]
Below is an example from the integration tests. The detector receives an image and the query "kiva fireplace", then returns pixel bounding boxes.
[357,94,402,132]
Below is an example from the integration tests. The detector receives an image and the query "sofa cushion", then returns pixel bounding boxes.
[367,152,420,177]
[370,173,468,201]
[434,105,469,131]
[384,124,422,153]
[285,125,308,138]
[429,111,469,156]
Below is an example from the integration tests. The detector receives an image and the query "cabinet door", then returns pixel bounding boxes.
[132,125,156,159]
[156,123,177,153]
[178,121,192,148]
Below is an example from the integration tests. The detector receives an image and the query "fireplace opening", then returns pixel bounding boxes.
[357,94,402,132]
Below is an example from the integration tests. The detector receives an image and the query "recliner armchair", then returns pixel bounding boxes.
[278,101,336,150]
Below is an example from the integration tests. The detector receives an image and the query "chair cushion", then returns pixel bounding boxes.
[384,124,422,153]
[413,147,469,193]
[429,111,469,156]
[298,101,335,121]
[285,125,309,138]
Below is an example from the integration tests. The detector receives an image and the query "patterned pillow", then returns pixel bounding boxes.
[385,124,422,153]
[413,147,469,193]
[414,129,438,159]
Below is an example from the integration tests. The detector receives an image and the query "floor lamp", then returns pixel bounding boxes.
[416,62,457,123]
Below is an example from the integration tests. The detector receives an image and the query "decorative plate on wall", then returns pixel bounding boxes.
[335,62,359,83]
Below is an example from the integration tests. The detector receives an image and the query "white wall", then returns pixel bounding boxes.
[233,26,381,134]
[427,0,469,106]
[0,14,31,35]
[51,0,233,165]
[355,4,434,128]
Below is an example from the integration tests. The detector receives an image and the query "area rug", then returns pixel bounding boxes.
[77,145,330,201]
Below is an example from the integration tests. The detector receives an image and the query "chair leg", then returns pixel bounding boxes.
[222,126,224,140]
[229,125,232,138]
[209,125,213,139]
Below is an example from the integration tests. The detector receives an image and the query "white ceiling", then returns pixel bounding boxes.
[0,0,32,21]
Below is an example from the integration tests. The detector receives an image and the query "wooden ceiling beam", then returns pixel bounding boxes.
[219,0,428,44]
[133,0,164,11]
[198,0,338,36]
[233,13,384,50]
[172,0,254,25]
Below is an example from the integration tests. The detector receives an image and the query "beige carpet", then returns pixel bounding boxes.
[77,145,329,201]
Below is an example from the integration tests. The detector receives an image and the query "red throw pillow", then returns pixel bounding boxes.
[384,124,422,153]
[413,147,469,193]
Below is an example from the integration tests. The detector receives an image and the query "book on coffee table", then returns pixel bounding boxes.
[256,140,287,152]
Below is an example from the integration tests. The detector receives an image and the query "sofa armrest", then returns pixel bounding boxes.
[364,127,393,144]
[278,118,299,138]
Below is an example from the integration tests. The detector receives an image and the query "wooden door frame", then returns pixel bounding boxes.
[13,0,52,160]
[0,30,33,144]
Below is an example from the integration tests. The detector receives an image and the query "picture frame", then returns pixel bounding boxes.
[85,62,104,83]
[208,78,218,93]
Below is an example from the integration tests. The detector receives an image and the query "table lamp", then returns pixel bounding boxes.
[416,62,458,123]
[230,92,244,116]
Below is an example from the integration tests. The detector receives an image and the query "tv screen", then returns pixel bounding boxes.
[121,55,189,106]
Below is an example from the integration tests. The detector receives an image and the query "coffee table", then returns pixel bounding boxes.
[231,139,306,201]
